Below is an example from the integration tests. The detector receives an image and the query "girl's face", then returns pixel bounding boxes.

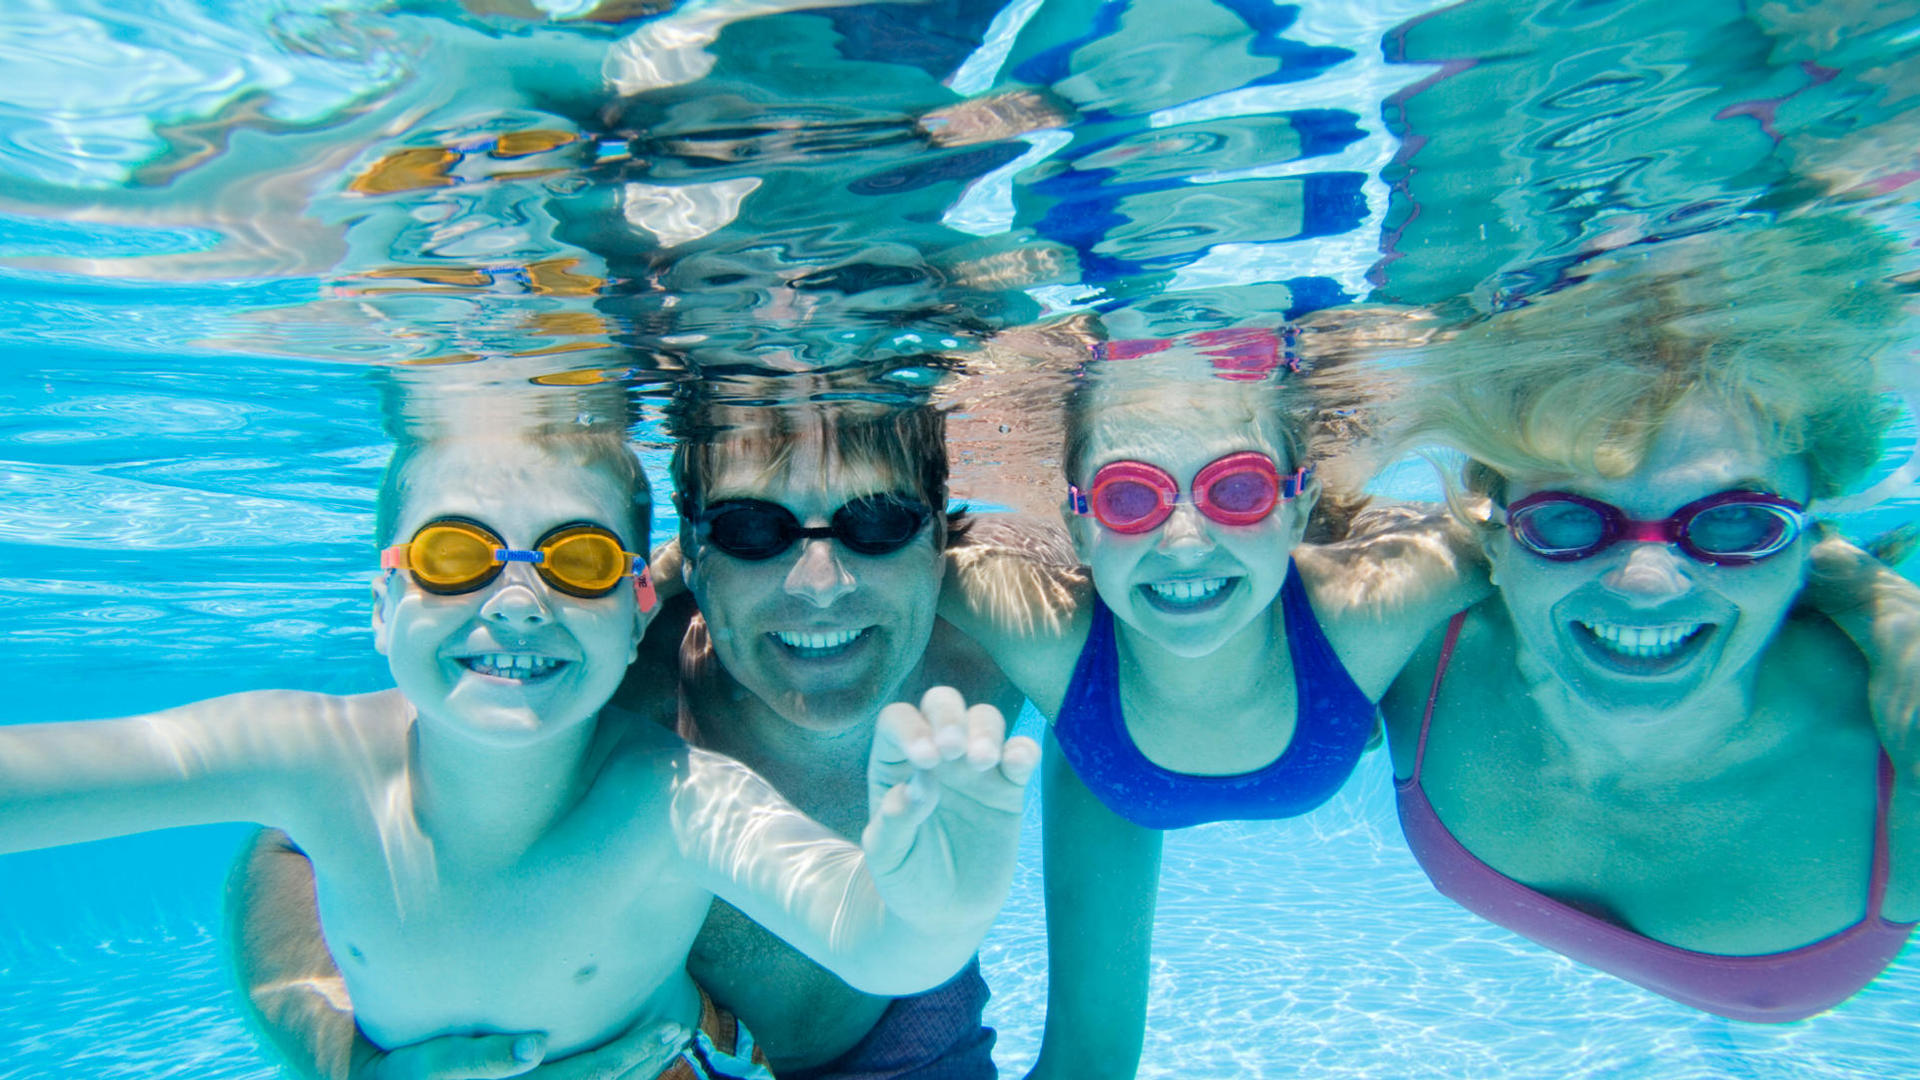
[1487,404,1813,721]
[1069,406,1315,659]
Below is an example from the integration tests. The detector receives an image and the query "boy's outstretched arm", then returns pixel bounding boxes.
[677,687,1038,997]
[225,831,687,1080]
[0,690,347,855]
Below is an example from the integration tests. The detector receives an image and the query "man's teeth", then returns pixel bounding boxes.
[775,629,865,653]
[1146,577,1229,603]
[1580,621,1704,659]
[464,654,563,678]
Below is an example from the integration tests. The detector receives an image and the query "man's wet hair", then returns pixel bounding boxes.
[667,378,969,552]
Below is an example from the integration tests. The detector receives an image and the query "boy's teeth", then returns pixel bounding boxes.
[465,654,562,678]
[1146,577,1229,603]
[1579,621,1704,659]
[775,629,864,652]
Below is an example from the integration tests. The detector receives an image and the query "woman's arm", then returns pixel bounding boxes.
[1027,730,1162,1080]
[676,688,1038,998]
[0,690,353,854]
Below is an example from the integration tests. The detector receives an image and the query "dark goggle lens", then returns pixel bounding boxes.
[1095,479,1166,527]
[1205,469,1277,515]
[1513,502,1609,555]
[706,503,797,560]
[833,496,929,555]
[1683,503,1795,557]
[703,497,930,560]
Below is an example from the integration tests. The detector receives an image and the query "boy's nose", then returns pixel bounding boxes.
[784,538,856,607]
[1601,543,1693,604]
[1155,504,1215,558]
[480,562,553,627]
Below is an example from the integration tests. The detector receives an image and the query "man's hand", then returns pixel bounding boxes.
[350,1019,688,1080]
[862,686,1039,932]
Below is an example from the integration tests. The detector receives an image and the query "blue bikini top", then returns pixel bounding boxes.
[1052,559,1375,830]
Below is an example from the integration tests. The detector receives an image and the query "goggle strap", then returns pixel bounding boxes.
[380,545,410,571]
[1281,466,1312,500]
[1068,485,1090,516]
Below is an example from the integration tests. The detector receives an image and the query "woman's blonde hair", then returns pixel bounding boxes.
[1394,216,1907,507]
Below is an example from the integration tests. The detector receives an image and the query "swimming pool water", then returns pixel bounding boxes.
[5,0,1920,1076]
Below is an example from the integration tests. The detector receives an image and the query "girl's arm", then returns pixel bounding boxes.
[1297,502,1493,700]
[1026,730,1162,1080]
[0,690,354,854]
[675,688,1038,998]
[937,518,1089,717]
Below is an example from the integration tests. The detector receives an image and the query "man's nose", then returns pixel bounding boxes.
[1155,503,1215,558]
[1601,542,1693,604]
[784,538,856,607]
[480,562,553,627]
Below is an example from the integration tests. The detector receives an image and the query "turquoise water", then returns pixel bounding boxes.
[4,0,1920,1076]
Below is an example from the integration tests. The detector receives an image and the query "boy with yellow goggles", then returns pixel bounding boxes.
[381,515,658,609]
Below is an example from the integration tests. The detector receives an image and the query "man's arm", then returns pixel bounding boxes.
[1026,730,1161,1080]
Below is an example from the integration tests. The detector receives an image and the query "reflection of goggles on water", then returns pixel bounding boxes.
[1502,490,1810,566]
[1069,451,1310,534]
[690,495,933,561]
[381,517,655,610]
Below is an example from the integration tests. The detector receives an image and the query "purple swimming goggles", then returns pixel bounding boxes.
[1503,489,1811,566]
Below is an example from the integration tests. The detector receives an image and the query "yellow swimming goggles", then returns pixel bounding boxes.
[381,516,655,609]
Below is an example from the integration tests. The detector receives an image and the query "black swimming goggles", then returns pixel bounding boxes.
[689,495,932,561]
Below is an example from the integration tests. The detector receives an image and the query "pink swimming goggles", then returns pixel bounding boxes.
[1503,489,1810,566]
[1069,451,1310,534]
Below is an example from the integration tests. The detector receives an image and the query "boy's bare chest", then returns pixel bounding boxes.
[305,804,712,1056]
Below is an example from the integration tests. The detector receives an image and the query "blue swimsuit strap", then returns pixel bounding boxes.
[1055,559,1373,828]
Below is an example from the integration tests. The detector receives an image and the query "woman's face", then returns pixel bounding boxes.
[1069,405,1315,659]
[1488,404,1813,720]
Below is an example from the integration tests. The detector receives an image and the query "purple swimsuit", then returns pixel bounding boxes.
[1397,612,1915,1022]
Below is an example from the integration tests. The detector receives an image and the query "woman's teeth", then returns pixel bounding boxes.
[1579,621,1704,659]
[462,654,564,679]
[774,628,866,655]
[1146,577,1229,604]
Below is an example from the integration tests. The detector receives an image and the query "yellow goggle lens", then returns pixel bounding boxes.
[411,524,500,587]
[541,528,626,593]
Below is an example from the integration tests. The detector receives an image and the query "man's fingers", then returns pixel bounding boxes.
[877,701,940,769]
[920,685,970,760]
[529,1021,690,1080]
[963,703,1007,770]
[368,1033,545,1080]
[998,734,1041,787]
[863,772,941,871]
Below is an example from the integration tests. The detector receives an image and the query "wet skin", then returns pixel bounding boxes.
[1383,407,1914,955]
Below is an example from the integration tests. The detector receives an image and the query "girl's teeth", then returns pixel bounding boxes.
[1579,621,1704,659]
[1146,577,1228,603]
[466,654,562,678]
[775,629,864,653]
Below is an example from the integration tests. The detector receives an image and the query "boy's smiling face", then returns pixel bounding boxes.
[373,440,653,745]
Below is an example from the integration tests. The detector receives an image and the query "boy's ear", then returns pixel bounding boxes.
[629,570,659,663]
[1062,496,1094,560]
[1288,477,1322,546]
[371,573,401,655]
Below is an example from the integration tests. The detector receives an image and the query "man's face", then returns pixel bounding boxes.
[684,434,943,734]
